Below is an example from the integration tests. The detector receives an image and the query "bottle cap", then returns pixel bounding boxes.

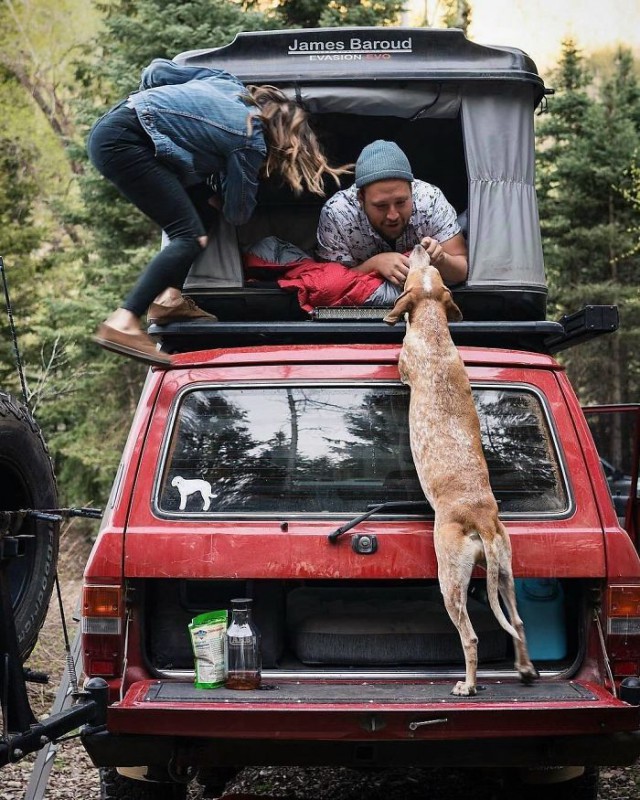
[230,597,253,610]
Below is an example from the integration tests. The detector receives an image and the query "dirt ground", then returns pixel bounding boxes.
[4,527,640,799]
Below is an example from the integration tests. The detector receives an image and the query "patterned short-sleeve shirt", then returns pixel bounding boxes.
[316,180,460,267]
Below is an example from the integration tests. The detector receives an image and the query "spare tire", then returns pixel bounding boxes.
[0,393,59,661]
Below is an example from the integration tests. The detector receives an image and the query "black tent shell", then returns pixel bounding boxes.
[176,26,547,104]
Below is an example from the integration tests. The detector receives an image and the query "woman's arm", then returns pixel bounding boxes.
[219,148,264,227]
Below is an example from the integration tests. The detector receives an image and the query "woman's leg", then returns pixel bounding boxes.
[88,105,206,319]
[88,105,209,364]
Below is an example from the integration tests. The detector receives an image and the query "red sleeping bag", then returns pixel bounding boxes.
[243,238,383,313]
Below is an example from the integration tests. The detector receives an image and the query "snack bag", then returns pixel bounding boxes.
[189,609,228,688]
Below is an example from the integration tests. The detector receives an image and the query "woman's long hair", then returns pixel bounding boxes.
[247,85,352,196]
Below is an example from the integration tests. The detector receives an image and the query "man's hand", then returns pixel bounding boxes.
[421,236,446,267]
[421,235,468,284]
[355,252,411,286]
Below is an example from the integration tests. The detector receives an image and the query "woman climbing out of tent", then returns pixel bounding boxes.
[88,58,351,366]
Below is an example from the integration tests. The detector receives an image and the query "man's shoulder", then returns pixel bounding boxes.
[322,184,358,214]
[412,178,443,198]
[412,179,453,213]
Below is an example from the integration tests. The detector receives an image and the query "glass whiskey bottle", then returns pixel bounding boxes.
[225,597,261,690]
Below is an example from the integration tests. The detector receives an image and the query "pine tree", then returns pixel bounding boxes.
[441,0,472,34]
[0,130,43,392]
[274,0,471,30]
[319,0,405,27]
[536,41,640,446]
[274,0,404,28]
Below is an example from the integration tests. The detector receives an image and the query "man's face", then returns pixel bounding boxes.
[358,179,413,240]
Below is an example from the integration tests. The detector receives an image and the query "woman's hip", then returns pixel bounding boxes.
[87,102,154,175]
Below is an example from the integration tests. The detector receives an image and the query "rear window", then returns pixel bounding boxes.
[157,383,568,516]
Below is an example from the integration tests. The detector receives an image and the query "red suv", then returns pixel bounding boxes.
[80,26,640,800]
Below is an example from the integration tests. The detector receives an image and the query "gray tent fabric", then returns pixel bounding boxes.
[246,236,309,264]
[461,84,545,289]
[183,213,244,289]
[292,84,461,120]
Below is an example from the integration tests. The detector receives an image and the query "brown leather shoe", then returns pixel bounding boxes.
[93,324,172,366]
[147,296,218,325]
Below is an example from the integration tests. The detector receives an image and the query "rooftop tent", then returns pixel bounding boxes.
[177,27,550,321]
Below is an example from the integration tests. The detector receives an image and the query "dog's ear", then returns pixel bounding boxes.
[383,290,412,325]
[443,289,463,322]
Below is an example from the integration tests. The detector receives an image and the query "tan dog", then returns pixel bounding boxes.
[384,244,537,696]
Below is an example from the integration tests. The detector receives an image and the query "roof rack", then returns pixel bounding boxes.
[151,304,618,356]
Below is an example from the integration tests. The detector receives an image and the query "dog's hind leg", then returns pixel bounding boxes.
[435,523,483,696]
[494,525,538,683]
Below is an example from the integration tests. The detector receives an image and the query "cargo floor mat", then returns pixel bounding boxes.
[144,680,597,704]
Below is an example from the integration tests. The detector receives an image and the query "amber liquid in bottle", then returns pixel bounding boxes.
[225,598,261,690]
[224,671,261,690]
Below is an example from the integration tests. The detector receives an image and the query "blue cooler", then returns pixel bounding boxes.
[514,578,567,660]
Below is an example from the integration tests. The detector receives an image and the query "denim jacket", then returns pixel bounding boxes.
[127,59,266,226]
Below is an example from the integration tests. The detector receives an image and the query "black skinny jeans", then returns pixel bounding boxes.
[87,103,208,317]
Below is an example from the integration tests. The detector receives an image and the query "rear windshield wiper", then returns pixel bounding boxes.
[328,500,432,543]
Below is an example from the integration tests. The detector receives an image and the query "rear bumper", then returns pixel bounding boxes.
[81,678,640,769]
[82,730,640,769]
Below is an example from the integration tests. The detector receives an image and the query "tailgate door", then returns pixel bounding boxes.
[109,677,640,746]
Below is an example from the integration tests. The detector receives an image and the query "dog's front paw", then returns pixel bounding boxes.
[451,681,477,697]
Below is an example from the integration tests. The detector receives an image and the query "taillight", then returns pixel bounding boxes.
[607,585,640,680]
[82,584,124,678]
[608,585,640,634]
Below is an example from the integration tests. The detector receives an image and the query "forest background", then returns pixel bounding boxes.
[0,0,638,513]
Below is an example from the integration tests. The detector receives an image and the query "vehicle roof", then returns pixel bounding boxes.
[162,344,564,371]
[176,26,547,101]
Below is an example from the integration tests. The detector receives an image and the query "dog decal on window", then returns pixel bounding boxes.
[171,475,215,511]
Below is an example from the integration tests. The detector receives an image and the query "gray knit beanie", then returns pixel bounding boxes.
[355,140,414,188]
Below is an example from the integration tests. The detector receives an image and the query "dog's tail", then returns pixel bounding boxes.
[480,535,520,641]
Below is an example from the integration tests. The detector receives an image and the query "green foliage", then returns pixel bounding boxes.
[441,0,471,33]
[275,0,404,29]
[0,137,40,257]
[536,39,640,407]
[318,0,404,27]
[272,0,325,28]
[273,0,472,29]
[0,74,44,394]
[85,0,278,99]
[617,152,640,261]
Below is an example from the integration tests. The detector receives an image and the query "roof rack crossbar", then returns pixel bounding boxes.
[149,305,618,356]
[544,305,619,353]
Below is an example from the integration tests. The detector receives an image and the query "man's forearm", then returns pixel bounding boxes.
[351,252,411,286]
[351,258,378,274]
[434,251,468,284]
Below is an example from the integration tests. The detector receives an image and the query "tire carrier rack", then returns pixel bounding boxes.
[0,507,108,768]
